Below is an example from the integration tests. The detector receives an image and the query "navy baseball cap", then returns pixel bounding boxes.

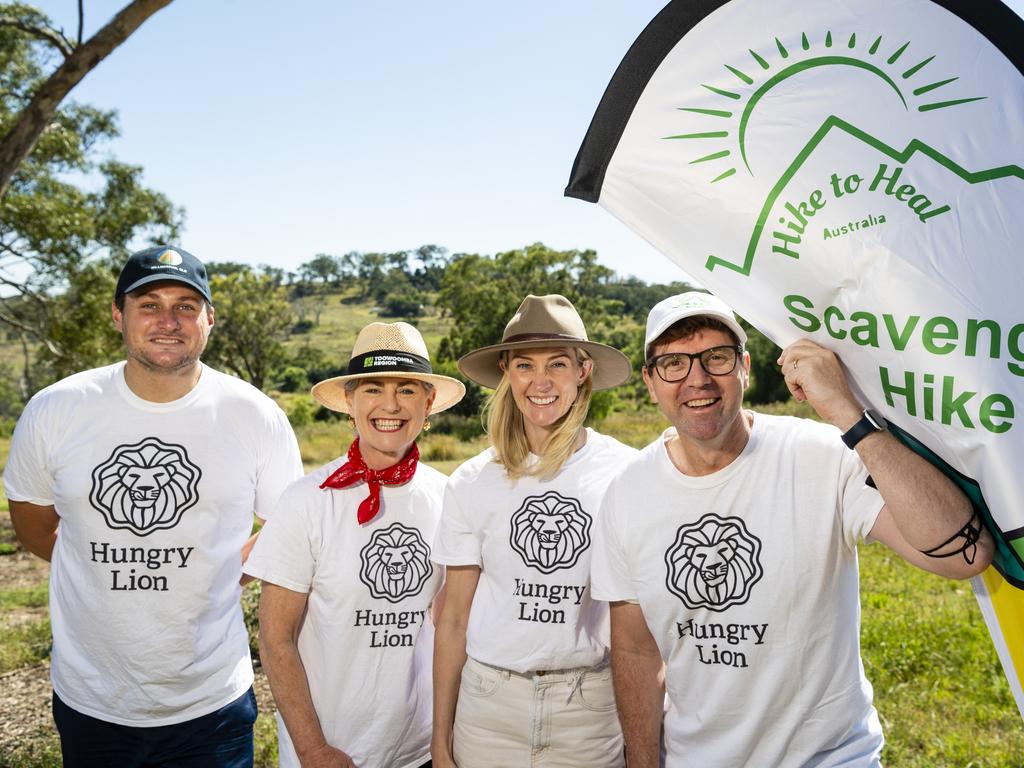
[115,246,213,304]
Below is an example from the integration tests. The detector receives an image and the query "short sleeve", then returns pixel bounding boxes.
[3,398,55,506]
[243,482,318,592]
[252,405,303,521]
[591,479,638,602]
[431,480,482,566]
[838,450,885,548]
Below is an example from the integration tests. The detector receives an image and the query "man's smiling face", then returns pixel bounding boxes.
[113,282,214,375]
[643,327,749,446]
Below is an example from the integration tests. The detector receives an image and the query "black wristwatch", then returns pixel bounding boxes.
[841,408,887,449]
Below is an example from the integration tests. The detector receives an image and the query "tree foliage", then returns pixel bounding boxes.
[741,320,791,405]
[0,0,174,198]
[0,2,181,398]
[203,269,295,391]
[435,243,621,361]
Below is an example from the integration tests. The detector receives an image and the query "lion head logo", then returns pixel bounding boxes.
[509,491,591,574]
[89,437,201,536]
[665,513,763,612]
[359,523,433,603]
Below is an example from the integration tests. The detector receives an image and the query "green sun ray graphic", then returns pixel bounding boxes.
[666,30,986,183]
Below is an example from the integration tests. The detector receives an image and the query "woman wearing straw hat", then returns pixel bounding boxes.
[244,321,465,768]
[431,295,636,768]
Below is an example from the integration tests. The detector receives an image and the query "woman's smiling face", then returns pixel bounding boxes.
[345,378,435,469]
[502,347,592,450]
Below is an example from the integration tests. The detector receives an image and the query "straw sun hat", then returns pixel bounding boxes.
[457,294,631,390]
[311,322,465,414]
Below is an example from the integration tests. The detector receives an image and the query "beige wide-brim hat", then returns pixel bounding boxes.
[311,322,466,414]
[457,294,631,391]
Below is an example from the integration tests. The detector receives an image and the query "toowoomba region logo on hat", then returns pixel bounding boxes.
[310,322,465,415]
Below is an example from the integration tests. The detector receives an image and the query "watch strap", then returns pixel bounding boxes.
[841,409,887,450]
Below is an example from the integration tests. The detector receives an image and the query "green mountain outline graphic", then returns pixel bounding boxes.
[705,114,1024,275]
[698,116,1024,585]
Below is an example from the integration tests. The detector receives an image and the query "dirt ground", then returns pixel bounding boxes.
[0,664,276,758]
[0,517,276,759]
[0,524,54,758]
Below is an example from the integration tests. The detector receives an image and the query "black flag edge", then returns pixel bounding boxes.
[564,0,1024,205]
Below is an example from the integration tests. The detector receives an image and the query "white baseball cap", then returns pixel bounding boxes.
[645,292,748,358]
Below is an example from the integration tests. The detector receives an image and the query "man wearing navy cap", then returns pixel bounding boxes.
[4,246,303,766]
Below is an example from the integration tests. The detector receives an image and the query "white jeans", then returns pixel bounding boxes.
[453,656,624,768]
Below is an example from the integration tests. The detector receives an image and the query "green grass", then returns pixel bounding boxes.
[0,743,62,768]
[0,585,47,611]
[282,290,451,360]
[253,713,279,768]
[0,617,51,674]
[860,544,1024,766]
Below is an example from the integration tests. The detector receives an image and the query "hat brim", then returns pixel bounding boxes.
[458,339,632,390]
[118,274,213,304]
[645,311,747,358]
[310,372,466,414]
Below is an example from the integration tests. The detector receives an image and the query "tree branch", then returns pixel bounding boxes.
[0,0,175,199]
[0,16,74,57]
[77,0,84,45]
[0,272,49,306]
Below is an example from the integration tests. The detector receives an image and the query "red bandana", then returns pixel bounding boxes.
[319,437,419,524]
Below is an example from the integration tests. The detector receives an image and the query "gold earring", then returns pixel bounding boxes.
[347,415,356,428]
[423,418,431,432]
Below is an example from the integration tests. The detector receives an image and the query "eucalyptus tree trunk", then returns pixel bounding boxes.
[0,0,174,199]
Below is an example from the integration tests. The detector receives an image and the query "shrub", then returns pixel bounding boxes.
[430,412,485,441]
[380,292,424,317]
[420,435,461,462]
[278,366,310,393]
[314,405,342,422]
[288,398,315,428]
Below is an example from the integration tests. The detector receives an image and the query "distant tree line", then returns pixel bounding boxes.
[0,238,788,432]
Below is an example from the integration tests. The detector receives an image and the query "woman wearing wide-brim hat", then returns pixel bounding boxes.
[431,295,637,768]
[244,321,465,768]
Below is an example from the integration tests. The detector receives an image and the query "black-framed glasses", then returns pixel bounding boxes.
[646,345,742,382]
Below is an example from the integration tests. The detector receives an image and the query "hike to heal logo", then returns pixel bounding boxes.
[565,0,1024,716]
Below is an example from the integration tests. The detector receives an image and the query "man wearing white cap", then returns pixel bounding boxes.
[591,291,993,768]
[3,245,302,766]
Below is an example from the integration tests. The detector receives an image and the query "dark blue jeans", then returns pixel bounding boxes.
[52,687,257,768]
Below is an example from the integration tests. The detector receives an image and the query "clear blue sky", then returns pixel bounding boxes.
[29,0,1024,284]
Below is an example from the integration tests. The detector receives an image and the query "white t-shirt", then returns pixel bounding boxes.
[3,362,302,726]
[244,460,446,768]
[433,429,637,673]
[592,414,885,768]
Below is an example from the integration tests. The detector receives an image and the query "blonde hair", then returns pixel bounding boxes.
[483,348,594,480]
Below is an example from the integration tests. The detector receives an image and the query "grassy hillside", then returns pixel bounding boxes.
[281,292,453,361]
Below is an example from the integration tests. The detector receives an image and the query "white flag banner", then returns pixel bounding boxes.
[567,0,1024,716]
